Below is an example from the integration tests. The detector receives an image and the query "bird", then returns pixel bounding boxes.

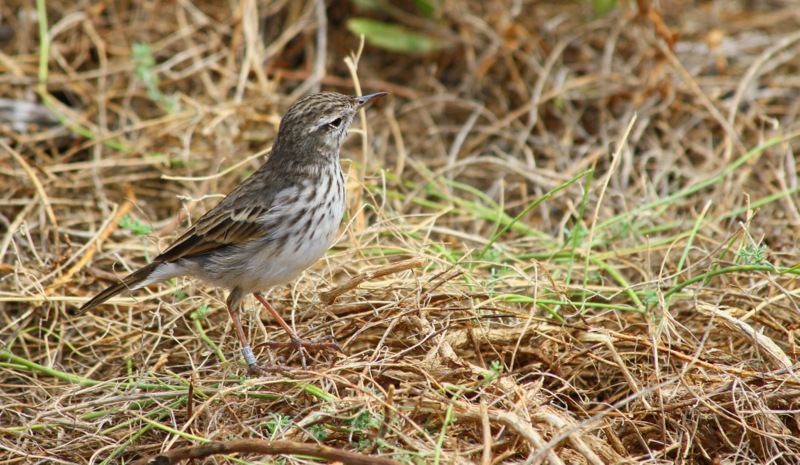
[80,91,388,373]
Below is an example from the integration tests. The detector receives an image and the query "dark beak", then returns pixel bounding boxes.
[355,91,389,109]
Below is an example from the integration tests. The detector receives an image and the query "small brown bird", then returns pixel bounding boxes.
[80,91,387,373]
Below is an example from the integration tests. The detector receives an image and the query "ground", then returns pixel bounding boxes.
[1,0,799,464]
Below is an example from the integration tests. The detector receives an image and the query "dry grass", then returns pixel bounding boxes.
[2,0,800,464]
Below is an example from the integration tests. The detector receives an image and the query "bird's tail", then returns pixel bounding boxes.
[78,262,160,314]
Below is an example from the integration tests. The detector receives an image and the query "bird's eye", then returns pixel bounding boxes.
[328,117,343,128]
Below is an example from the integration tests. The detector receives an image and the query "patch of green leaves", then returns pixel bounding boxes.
[564,223,589,244]
[119,214,152,236]
[189,304,213,321]
[309,423,328,441]
[349,409,381,431]
[482,360,503,384]
[590,0,618,16]
[261,414,291,435]
[735,243,769,266]
[642,288,659,307]
[172,288,188,301]
[345,409,382,447]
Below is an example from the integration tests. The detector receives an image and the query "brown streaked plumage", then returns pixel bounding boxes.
[80,91,388,373]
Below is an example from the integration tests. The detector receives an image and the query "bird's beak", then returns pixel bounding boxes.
[355,92,389,109]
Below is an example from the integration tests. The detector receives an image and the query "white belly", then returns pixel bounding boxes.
[196,168,346,293]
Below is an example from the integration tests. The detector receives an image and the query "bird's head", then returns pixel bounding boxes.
[271,91,387,165]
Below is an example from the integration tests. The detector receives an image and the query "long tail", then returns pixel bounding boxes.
[78,262,160,314]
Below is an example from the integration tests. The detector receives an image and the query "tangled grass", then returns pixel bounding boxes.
[1,1,800,464]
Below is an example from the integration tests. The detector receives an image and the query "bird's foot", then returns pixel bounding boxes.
[240,346,291,376]
[246,357,292,376]
[255,334,343,353]
[254,334,342,368]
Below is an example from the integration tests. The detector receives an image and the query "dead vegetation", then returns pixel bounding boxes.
[2,0,800,464]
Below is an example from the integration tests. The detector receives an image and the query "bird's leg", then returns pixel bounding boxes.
[226,290,287,375]
[224,293,264,373]
[252,292,342,356]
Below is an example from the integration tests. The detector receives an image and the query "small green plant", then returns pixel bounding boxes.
[735,243,768,266]
[565,223,590,245]
[119,214,153,262]
[610,218,632,240]
[119,214,152,236]
[172,287,188,302]
[347,18,439,53]
[347,0,442,53]
[591,0,618,16]
[189,304,213,321]
[261,414,291,436]
[346,409,382,446]
[485,360,503,381]
[132,42,180,114]
[349,409,381,431]
[309,423,328,441]
[642,288,659,307]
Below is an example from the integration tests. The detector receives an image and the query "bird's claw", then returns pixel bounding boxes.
[246,356,292,376]
[255,334,342,353]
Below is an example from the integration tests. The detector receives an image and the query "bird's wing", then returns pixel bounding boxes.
[154,205,272,263]
[154,166,281,263]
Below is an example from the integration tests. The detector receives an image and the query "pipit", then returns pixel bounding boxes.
[80,91,387,373]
